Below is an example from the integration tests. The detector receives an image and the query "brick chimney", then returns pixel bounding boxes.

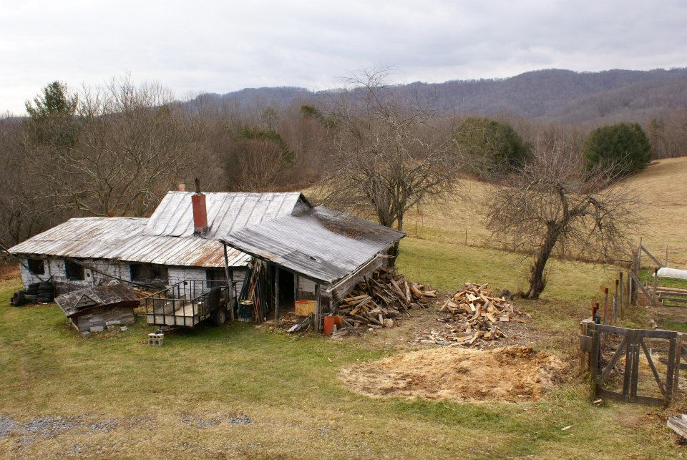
[192,178,208,234]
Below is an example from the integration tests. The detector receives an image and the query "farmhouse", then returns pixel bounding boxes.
[8,189,310,296]
[8,184,404,327]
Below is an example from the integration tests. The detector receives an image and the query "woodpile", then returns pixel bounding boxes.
[338,268,436,328]
[417,282,528,346]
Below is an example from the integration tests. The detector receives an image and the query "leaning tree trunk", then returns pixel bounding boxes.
[525,225,562,299]
[387,215,403,267]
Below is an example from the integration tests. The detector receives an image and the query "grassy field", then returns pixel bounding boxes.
[404,157,687,268]
[0,275,682,459]
[1,158,687,458]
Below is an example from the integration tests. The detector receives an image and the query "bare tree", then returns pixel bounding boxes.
[317,69,460,254]
[28,77,190,217]
[486,134,638,299]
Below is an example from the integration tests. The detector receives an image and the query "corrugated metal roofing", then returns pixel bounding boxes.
[56,284,140,317]
[9,217,249,268]
[144,191,307,238]
[221,206,405,285]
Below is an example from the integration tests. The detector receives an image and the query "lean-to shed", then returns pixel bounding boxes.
[55,284,140,332]
[220,205,405,327]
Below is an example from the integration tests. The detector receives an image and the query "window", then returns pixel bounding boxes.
[65,260,85,280]
[206,268,226,288]
[130,263,167,282]
[27,259,45,275]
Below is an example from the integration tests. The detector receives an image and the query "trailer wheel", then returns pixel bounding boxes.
[212,306,227,326]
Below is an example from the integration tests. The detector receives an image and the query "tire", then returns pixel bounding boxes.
[14,291,26,307]
[212,307,227,326]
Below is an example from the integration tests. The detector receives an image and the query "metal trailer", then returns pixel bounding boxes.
[145,280,233,328]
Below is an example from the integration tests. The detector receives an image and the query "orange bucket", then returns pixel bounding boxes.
[323,315,343,335]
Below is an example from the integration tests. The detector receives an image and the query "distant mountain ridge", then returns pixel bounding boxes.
[190,68,687,124]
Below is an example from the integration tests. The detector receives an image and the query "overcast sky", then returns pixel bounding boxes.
[1,0,686,114]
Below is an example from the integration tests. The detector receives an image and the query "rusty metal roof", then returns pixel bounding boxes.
[8,217,249,268]
[56,284,140,317]
[221,206,405,285]
[144,191,308,238]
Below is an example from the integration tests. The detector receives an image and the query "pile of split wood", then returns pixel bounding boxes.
[338,268,436,328]
[417,283,527,346]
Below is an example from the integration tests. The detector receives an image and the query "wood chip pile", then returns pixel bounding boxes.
[416,282,528,346]
[338,268,436,328]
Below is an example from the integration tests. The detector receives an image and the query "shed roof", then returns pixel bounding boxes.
[9,217,249,268]
[144,191,308,238]
[56,284,140,317]
[221,206,405,285]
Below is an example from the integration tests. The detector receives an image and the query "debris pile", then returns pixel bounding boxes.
[338,268,435,328]
[339,346,568,402]
[416,282,528,346]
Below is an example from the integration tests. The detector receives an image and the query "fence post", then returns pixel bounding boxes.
[653,268,659,304]
[603,287,609,325]
[628,272,633,306]
[619,272,624,319]
[613,279,619,324]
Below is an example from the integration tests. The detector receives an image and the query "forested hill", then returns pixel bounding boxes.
[192,68,687,124]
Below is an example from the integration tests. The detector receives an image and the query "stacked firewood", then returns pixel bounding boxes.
[417,282,527,346]
[338,268,436,328]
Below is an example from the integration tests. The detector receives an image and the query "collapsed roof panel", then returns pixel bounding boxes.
[56,284,140,317]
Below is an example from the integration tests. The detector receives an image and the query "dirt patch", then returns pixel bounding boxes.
[339,346,569,402]
[0,262,19,281]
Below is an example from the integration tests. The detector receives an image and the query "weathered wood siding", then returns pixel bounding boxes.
[19,257,132,293]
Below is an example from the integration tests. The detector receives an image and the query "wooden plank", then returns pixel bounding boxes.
[590,328,601,388]
[640,338,666,396]
[630,271,655,307]
[640,244,663,268]
[668,415,687,438]
[599,335,628,385]
[666,336,677,401]
[622,330,633,401]
[630,332,640,402]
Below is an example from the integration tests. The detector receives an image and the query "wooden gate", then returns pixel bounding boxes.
[584,323,681,405]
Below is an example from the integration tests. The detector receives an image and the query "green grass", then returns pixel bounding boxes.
[639,268,687,290]
[0,271,681,458]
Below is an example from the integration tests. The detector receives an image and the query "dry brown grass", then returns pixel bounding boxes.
[405,156,687,267]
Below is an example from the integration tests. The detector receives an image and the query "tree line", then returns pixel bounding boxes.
[0,70,677,298]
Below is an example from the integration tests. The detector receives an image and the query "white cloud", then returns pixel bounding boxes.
[1,0,686,113]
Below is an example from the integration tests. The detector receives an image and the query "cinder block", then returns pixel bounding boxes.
[90,325,104,333]
[148,333,164,346]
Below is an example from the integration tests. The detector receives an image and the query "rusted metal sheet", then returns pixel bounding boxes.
[9,217,250,268]
[221,206,405,285]
[144,192,307,238]
[56,284,140,317]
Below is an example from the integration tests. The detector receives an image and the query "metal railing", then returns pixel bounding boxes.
[144,280,229,327]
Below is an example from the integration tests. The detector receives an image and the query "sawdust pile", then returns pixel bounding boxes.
[339,346,568,402]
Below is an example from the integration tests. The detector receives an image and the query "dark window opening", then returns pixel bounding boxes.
[28,259,45,275]
[130,263,167,282]
[206,268,226,288]
[65,260,85,281]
